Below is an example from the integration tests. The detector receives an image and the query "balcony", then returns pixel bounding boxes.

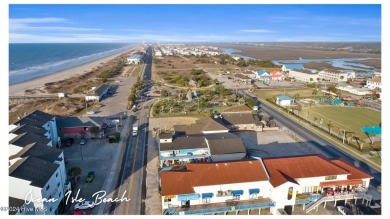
[160,154,209,161]
[166,198,275,215]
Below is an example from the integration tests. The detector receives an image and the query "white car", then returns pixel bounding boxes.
[74,201,95,210]
[87,111,95,115]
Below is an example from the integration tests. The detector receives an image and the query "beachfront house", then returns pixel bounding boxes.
[85,83,110,102]
[282,64,304,72]
[276,95,295,107]
[9,157,66,215]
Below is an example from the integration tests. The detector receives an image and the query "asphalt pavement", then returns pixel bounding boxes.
[111,46,153,215]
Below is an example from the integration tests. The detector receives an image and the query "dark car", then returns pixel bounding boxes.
[65,138,74,147]
[358,205,377,215]
[86,171,95,183]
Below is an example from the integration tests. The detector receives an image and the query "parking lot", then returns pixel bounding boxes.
[94,74,137,116]
[63,137,117,214]
[236,130,319,158]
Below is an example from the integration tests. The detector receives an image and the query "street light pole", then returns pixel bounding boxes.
[343,130,346,144]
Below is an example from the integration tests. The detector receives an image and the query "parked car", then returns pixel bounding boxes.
[358,205,377,215]
[80,138,87,145]
[65,138,74,147]
[74,210,91,215]
[87,111,95,115]
[86,171,95,183]
[74,201,95,210]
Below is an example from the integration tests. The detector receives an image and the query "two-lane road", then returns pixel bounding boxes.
[112,46,154,215]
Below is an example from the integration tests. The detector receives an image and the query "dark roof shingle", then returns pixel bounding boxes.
[205,133,246,155]
[9,157,59,188]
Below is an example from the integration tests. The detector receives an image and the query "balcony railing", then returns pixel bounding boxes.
[295,193,322,205]
[166,198,275,215]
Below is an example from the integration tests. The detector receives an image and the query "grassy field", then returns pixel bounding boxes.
[300,106,381,140]
[255,88,323,100]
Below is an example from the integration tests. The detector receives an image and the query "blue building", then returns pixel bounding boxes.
[282,64,305,71]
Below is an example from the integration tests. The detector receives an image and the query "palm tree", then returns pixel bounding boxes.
[327,121,334,135]
[313,117,318,126]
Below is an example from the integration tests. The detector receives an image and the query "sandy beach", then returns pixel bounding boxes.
[9,45,141,95]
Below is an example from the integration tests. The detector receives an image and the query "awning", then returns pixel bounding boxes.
[201,193,214,199]
[232,190,244,196]
[320,179,363,187]
[249,188,260,195]
[177,193,199,201]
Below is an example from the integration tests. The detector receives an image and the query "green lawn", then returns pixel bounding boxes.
[300,106,381,140]
[255,88,323,100]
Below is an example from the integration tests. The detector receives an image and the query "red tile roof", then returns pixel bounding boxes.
[161,171,194,196]
[330,158,373,180]
[161,160,269,196]
[262,155,350,187]
[270,70,283,77]
[368,77,381,83]
[319,179,363,187]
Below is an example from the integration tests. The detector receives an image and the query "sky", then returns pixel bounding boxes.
[9,4,381,43]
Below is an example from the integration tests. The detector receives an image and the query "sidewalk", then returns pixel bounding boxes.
[144,128,162,214]
[97,114,133,215]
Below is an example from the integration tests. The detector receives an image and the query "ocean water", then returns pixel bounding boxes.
[9,43,136,84]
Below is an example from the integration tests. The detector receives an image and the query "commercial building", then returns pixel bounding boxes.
[336,85,371,96]
[288,70,319,83]
[127,53,144,64]
[276,96,295,107]
[161,155,373,215]
[233,74,252,84]
[158,132,247,167]
[85,83,110,102]
[282,64,304,72]
[318,70,349,82]
[214,113,263,131]
[56,116,108,139]
[366,77,381,90]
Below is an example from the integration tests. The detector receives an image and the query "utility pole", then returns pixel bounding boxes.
[343,130,346,144]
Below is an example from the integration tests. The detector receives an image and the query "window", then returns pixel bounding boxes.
[287,187,293,200]
[57,182,60,187]
[56,173,58,178]
[59,192,62,197]
[46,185,50,191]
[233,195,240,201]
[50,207,53,212]
[250,193,258,199]
[84,127,88,131]
[164,197,172,203]
[325,175,337,180]
[202,198,210,204]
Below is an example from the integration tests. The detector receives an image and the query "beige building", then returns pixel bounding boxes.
[318,70,349,82]
[288,70,319,82]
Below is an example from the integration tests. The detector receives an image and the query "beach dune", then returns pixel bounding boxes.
[9,47,139,95]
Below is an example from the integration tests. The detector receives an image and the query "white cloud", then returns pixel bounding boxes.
[10,17,101,34]
[10,17,68,24]
[240,29,275,33]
